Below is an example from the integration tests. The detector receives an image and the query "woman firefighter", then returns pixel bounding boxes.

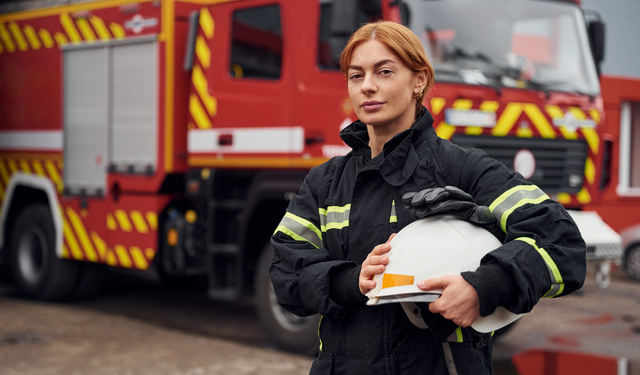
[270,21,585,375]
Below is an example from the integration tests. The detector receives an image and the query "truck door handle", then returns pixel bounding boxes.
[218,134,233,146]
[305,135,324,145]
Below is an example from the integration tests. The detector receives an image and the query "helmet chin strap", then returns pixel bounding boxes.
[400,302,429,329]
[442,342,461,375]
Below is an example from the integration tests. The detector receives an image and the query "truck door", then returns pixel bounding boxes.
[190,0,296,162]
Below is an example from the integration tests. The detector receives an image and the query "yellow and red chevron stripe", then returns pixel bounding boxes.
[0,13,125,53]
[0,154,64,207]
[188,7,217,130]
[430,98,600,151]
[0,153,158,270]
[61,205,157,270]
[430,98,601,206]
[107,209,158,233]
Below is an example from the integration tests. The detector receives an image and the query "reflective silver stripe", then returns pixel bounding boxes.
[319,208,327,231]
[544,283,563,299]
[489,185,550,232]
[390,200,397,223]
[319,204,350,232]
[446,327,464,343]
[274,212,323,249]
[515,237,564,298]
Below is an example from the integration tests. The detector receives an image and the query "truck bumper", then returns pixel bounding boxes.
[567,210,623,289]
[567,210,623,261]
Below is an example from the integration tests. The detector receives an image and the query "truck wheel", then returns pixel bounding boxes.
[255,245,320,356]
[10,204,79,300]
[624,244,640,282]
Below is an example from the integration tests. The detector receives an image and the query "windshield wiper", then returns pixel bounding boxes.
[435,67,502,96]
[435,47,502,95]
[538,80,595,101]
[526,79,595,101]
[524,79,551,99]
[448,47,492,64]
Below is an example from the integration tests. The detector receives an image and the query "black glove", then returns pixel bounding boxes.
[402,186,495,225]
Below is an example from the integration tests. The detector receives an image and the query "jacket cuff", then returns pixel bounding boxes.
[329,266,369,305]
[461,263,518,317]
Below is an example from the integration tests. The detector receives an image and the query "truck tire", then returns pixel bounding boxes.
[255,244,320,356]
[624,244,640,282]
[10,203,79,300]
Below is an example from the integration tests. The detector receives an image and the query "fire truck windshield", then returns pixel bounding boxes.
[402,0,600,96]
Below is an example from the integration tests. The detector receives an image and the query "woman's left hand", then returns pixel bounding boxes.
[417,275,480,327]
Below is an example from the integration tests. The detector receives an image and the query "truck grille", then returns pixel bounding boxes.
[451,135,589,194]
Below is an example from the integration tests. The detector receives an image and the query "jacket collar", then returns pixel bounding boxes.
[340,107,435,186]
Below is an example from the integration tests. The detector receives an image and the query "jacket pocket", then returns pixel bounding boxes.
[397,342,490,375]
[309,351,334,375]
[397,344,446,375]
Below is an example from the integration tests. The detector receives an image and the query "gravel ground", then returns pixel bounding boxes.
[0,297,313,375]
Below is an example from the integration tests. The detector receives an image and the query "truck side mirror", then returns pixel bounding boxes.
[588,19,605,73]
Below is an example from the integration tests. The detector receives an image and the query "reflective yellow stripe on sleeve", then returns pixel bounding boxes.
[489,185,550,232]
[274,212,323,249]
[515,237,564,298]
[318,204,350,232]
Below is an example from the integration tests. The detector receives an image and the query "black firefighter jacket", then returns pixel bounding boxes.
[270,107,586,375]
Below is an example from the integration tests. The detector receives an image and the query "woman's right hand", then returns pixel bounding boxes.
[358,234,395,295]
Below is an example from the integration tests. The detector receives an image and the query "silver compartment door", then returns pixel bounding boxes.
[111,40,157,174]
[63,47,109,196]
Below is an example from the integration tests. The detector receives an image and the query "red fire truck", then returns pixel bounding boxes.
[0,0,621,354]
[585,75,640,282]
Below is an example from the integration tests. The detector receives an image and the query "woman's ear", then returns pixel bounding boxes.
[414,70,427,92]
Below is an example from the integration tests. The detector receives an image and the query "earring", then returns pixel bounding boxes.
[413,91,422,100]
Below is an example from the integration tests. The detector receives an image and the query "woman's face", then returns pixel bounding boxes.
[347,39,425,132]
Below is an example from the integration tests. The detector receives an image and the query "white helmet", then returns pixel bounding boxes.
[365,215,523,333]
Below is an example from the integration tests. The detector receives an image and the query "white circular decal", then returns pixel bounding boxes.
[513,149,536,180]
[125,14,159,35]
[130,14,144,34]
